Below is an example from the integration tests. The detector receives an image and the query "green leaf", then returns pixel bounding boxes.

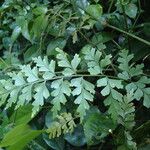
[56,48,80,75]
[97,77,123,101]
[0,80,10,107]
[71,77,95,120]
[11,26,21,44]
[117,50,144,79]
[104,93,135,128]
[91,33,106,50]
[125,3,138,18]
[84,113,116,145]
[18,85,32,108]
[73,0,89,15]
[56,48,71,67]
[0,124,43,150]
[21,65,39,82]
[118,93,135,130]
[86,4,103,20]
[47,38,66,56]
[32,82,50,116]
[143,88,150,108]
[31,15,49,39]
[6,88,20,109]
[46,113,76,138]
[64,125,86,147]
[100,55,112,68]
[10,105,33,125]
[117,50,133,72]
[24,45,40,63]
[82,46,111,75]
[104,95,121,122]
[43,134,65,150]
[32,6,48,15]
[16,17,31,42]
[117,131,137,150]
[33,56,55,79]
[71,54,81,71]
[125,77,150,108]
[51,79,71,116]
[0,57,8,69]
[9,72,26,86]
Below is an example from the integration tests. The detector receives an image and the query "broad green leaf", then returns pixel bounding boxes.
[84,113,116,145]
[125,3,138,18]
[32,15,49,39]
[0,124,43,150]
[43,134,64,150]
[73,0,89,15]
[24,45,40,63]
[64,125,86,147]
[32,6,48,15]
[10,105,33,125]
[47,38,66,56]
[86,4,103,20]
[92,32,114,44]
[16,16,31,42]
[11,26,21,44]
[2,37,11,50]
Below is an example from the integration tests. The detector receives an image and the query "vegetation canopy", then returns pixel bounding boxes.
[0,0,150,149]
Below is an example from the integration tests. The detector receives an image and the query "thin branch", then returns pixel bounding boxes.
[108,0,115,13]
[76,4,150,46]
[119,0,131,50]
[106,23,150,46]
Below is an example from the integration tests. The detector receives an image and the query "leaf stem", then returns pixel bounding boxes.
[108,0,115,13]
[119,0,131,50]
[106,23,150,46]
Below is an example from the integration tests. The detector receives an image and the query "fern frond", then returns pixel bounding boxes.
[82,46,112,75]
[71,77,95,120]
[46,113,76,138]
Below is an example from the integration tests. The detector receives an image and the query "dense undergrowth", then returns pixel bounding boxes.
[0,0,150,150]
